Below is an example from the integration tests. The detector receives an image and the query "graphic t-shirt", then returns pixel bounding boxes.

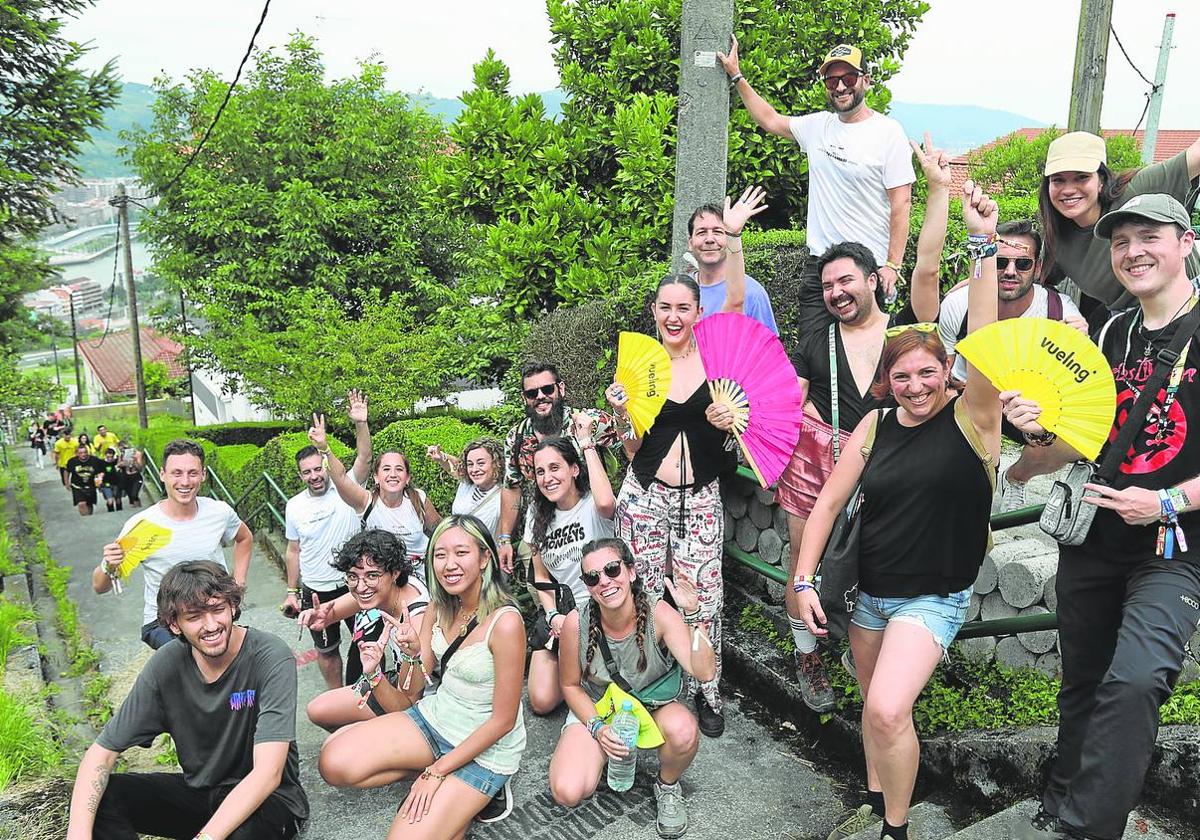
[66,456,101,491]
[98,627,308,820]
[698,274,780,335]
[1087,308,1200,558]
[524,494,615,610]
[788,111,915,265]
[117,497,243,625]
[285,488,360,590]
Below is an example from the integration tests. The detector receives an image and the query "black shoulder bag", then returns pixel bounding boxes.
[438,615,479,676]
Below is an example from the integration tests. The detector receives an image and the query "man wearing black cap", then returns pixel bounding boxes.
[1004,194,1200,840]
[718,39,915,336]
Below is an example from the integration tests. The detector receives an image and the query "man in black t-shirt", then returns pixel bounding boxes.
[1006,194,1200,840]
[66,561,307,840]
[776,137,950,719]
[65,444,100,517]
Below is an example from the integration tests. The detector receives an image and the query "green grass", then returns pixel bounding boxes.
[0,692,63,790]
[0,598,35,671]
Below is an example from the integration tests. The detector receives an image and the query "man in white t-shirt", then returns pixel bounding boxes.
[719,39,915,336]
[938,219,1087,511]
[281,389,374,689]
[95,439,252,649]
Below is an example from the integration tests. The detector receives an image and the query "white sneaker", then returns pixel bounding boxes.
[999,468,1027,512]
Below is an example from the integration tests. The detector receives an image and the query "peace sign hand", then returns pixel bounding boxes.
[308,413,328,451]
[358,623,393,676]
[383,601,421,657]
[910,132,951,189]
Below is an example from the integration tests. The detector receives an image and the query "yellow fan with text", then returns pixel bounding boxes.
[955,318,1115,460]
[616,332,673,437]
[115,519,174,579]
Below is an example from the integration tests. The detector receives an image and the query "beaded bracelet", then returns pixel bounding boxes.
[421,766,447,782]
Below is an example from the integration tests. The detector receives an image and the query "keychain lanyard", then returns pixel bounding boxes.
[828,323,841,464]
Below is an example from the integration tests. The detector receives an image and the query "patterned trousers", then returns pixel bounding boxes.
[616,472,725,710]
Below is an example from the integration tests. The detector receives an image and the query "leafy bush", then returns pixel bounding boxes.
[229,433,353,530]
[132,415,206,469]
[186,421,303,448]
[372,416,493,512]
[518,300,622,411]
[211,445,260,485]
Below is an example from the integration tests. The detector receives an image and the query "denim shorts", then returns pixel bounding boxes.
[404,705,509,797]
[851,588,972,652]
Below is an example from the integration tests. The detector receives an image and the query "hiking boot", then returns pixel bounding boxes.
[1000,468,1028,512]
[794,649,836,712]
[695,691,724,738]
[840,646,857,681]
[826,804,881,840]
[1010,808,1073,840]
[474,780,513,824]
[654,779,688,838]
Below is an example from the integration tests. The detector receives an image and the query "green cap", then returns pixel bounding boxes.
[1094,193,1192,240]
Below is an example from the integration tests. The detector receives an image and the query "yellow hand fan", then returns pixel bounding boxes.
[615,332,673,437]
[115,519,174,579]
[955,318,1115,460]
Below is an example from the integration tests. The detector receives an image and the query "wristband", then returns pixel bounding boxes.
[546,608,561,626]
[1168,487,1190,513]
[728,72,744,85]
[421,765,447,782]
[317,448,332,456]
[793,583,816,593]
[286,587,302,596]
[792,574,820,593]
[353,668,384,709]
[586,715,605,738]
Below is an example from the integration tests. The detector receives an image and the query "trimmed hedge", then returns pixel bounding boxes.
[132,415,216,470]
[229,433,354,528]
[372,416,493,513]
[186,420,303,448]
[212,445,259,484]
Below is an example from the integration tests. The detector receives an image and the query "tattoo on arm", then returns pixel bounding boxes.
[86,762,112,815]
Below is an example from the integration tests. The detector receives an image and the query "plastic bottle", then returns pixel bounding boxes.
[606,700,640,792]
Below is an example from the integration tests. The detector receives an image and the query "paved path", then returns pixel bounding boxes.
[27,450,845,840]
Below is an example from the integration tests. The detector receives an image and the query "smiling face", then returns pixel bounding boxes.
[344,556,397,610]
[653,282,701,351]
[162,452,204,505]
[464,446,496,490]
[821,257,877,325]
[297,452,327,495]
[374,452,410,496]
[1110,221,1195,298]
[687,211,728,271]
[534,446,580,508]
[887,347,950,420]
[1048,170,1102,227]
[170,596,235,659]
[431,525,486,598]
[823,61,867,114]
[522,370,565,421]
[581,545,635,611]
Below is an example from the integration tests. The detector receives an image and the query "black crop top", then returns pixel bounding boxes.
[631,383,736,488]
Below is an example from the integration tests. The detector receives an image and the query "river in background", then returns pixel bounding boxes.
[50,237,152,290]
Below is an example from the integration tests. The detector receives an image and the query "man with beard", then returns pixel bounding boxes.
[281,389,375,690]
[1005,195,1200,840]
[774,137,947,749]
[67,561,308,840]
[496,362,622,572]
[94,439,253,649]
[938,220,1086,511]
[718,41,915,336]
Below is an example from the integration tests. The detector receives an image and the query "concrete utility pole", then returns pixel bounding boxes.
[1141,13,1176,165]
[116,184,148,430]
[68,294,83,405]
[670,0,734,268]
[1068,0,1113,133]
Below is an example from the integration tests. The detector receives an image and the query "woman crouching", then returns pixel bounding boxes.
[318,514,526,837]
[550,538,715,839]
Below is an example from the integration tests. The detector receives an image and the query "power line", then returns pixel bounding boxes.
[86,225,121,348]
[1109,22,1157,88]
[128,0,272,202]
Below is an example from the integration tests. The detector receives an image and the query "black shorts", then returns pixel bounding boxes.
[301,583,354,653]
[71,487,97,507]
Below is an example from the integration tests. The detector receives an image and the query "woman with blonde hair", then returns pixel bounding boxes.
[428,437,504,537]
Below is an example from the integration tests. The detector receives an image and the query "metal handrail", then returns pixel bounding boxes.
[232,474,266,513]
[262,471,290,507]
[143,451,164,496]
[205,466,237,508]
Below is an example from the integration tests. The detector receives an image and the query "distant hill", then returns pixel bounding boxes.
[74,82,1042,178]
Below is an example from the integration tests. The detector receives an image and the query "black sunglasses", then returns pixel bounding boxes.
[822,71,862,91]
[523,383,558,400]
[582,560,626,588]
[995,257,1036,272]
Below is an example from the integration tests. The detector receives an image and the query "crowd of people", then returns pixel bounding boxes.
[33,414,146,517]
[58,36,1200,840]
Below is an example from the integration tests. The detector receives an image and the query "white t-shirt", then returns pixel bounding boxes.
[451,482,502,539]
[939,284,1084,380]
[364,489,430,560]
[523,494,615,611]
[117,497,243,625]
[788,111,915,265]
[285,488,361,590]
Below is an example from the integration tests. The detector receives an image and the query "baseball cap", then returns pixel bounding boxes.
[1044,131,1106,176]
[1094,193,1192,240]
[819,44,865,75]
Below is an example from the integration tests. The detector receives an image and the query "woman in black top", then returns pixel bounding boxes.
[794,183,1003,840]
[29,425,47,470]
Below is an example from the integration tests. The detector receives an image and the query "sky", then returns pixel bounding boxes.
[63,0,1199,130]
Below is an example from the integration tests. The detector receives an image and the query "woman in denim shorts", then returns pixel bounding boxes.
[793,184,1003,840]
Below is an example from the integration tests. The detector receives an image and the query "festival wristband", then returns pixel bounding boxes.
[546,609,561,626]
[1167,487,1190,513]
[728,72,744,85]
[793,583,816,593]
[352,669,384,709]
[587,716,605,738]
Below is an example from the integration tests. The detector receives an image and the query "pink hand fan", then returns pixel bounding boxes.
[693,312,803,488]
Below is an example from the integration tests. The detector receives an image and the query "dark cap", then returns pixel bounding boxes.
[1094,193,1192,240]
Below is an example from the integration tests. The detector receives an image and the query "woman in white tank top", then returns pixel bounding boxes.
[427,436,504,539]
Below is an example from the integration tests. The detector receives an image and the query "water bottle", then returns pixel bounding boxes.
[606,700,640,792]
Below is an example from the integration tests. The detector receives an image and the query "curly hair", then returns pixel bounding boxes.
[332,528,412,586]
[157,560,244,629]
[529,437,589,552]
[580,539,649,682]
[456,437,503,486]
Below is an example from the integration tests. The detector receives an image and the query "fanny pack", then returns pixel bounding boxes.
[597,628,683,708]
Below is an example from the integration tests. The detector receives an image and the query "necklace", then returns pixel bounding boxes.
[453,610,478,638]
[669,340,696,361]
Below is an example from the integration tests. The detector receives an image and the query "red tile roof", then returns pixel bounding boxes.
[76,328,187,396]
[948,128,1199,195]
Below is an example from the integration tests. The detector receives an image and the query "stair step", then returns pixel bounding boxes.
[945,799,1181,840]
[840,802,955,840]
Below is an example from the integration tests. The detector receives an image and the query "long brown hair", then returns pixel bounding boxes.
[870,330,950,399]
[1038,162,1139,284]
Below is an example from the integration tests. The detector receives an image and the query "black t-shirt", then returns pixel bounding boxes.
[99,461,121,486]
[1087,309,1200,559]
[97,627,308,820]
[792,303,918,433]
[65,456,101,492]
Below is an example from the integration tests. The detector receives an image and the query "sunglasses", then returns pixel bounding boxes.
[884,321,939,340]
[995,257,1036,272]
[581,560,627,588]
[822,71,862,91]
[523,383,559,400]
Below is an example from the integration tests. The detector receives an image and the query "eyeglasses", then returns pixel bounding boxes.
[822,71,862,91]
[884,322,939,340]
[995,257,1036,272]
[523,383,558,400]
[345,571,386,588]
[581,560,627,588]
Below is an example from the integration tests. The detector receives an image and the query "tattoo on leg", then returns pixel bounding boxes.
[86,762,112,815]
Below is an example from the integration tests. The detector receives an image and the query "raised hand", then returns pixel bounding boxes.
[962,179,998,236]
[998,390,1047,436]
[910,131,951,189]
[307,412,328,451]
[664,575,700,616]
[358,623,392,676]
[571,411,598,443]
[426,445,447,464]
[298,597,336,632]
[605,382,630,417]
[347,389,369,425]
[716,33,741,78]
[722,185,769,236]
